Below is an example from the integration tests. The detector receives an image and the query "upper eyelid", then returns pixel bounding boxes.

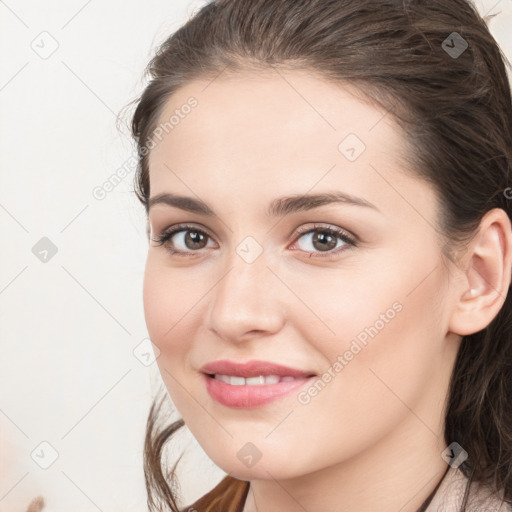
[154,222,356,248]
[155,222,352,237]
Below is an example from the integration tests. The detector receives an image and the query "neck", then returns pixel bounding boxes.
[241,416,449,512]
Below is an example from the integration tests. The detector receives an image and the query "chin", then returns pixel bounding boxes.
[211,452,302,481]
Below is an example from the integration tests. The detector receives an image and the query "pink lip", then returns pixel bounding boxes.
[200,359,316,408]
[199,359,314,378]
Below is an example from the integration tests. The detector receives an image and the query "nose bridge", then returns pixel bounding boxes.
[205,237,284,340]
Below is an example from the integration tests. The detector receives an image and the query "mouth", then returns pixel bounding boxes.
[203,373,315,385]
[200,359,317,408]
[200,359,316,379]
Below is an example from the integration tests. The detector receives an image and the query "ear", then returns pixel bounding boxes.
[448,208,512,337]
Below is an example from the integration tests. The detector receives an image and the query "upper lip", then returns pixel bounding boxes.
[200,359,316,378]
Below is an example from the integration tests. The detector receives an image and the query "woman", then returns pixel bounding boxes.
[129,0,512,510]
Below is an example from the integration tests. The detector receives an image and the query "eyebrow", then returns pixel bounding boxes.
[147,191,380,216]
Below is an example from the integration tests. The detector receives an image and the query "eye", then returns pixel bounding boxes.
[151,224,215,256]
[151,222,357,258]
[291,224,357,258]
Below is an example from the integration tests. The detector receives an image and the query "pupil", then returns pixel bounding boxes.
[186,231,205,249]
[315,232,336,251]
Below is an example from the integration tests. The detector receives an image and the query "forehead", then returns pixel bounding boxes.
[147,69,431,221]
[150,68,401,162]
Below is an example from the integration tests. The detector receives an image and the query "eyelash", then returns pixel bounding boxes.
[151,223,358,259]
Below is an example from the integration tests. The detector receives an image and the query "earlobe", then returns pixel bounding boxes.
[448,208,512,337]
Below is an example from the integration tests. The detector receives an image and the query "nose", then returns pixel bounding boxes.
[204,246,286,344]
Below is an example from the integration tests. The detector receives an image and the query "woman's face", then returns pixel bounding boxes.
[143,69,460,480]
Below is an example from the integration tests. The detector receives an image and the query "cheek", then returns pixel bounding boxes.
[142,255,214,382]
[283,260,401,348]
[290,252,447,406]
[143,256,191,325]
[143,261,199,410]
[142,262,167,342]
[143,258,191,352]
[283,280,446,467]
[351,278,445,403]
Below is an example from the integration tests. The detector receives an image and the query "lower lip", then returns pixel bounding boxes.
[203,373,316,408]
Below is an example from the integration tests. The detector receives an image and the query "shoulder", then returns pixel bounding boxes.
[426,465,512,512]
[180,475,250,512]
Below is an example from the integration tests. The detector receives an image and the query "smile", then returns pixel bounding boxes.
[203,373,315,408]
[212,374,301,385]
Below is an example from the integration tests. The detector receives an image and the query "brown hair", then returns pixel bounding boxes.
[127,0,512,510]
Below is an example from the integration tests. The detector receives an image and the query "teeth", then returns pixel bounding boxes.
[246,376,267,385]
[213,374,296,385]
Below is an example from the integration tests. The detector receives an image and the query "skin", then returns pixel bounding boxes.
[0,431,45,511]
[143,68,512,512]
